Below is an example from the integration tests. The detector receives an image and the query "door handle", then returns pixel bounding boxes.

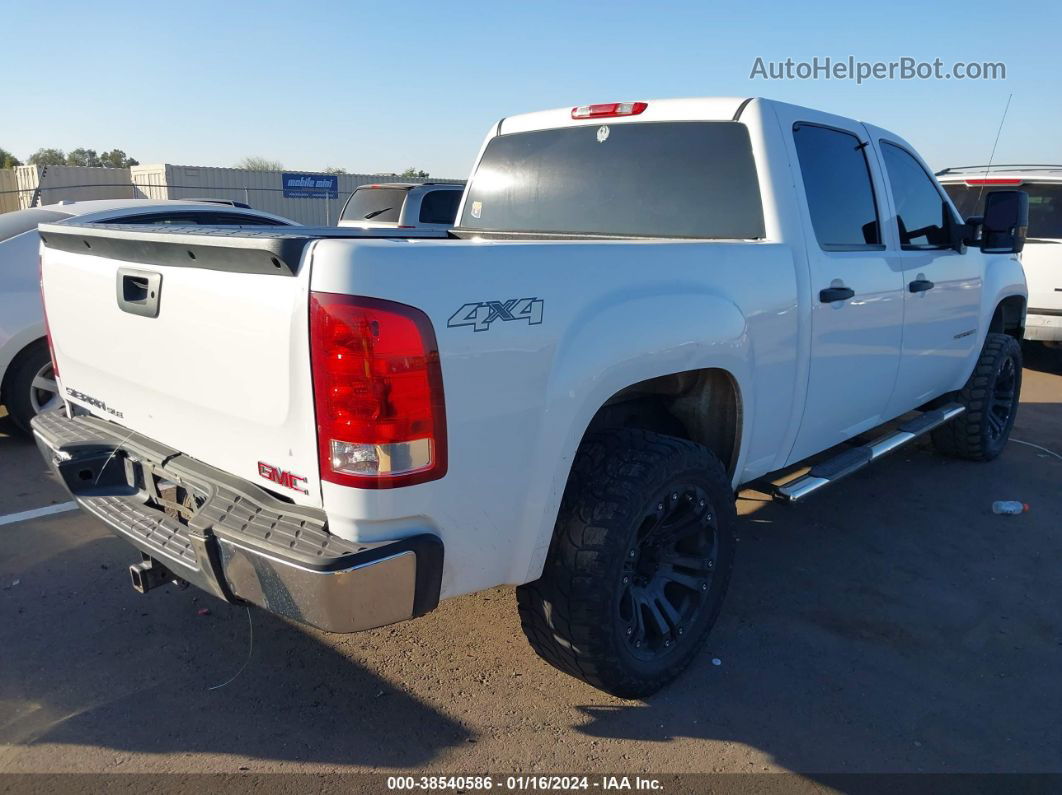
[908,278,935,293]
[819,286,855,303]
[116,268,162,318]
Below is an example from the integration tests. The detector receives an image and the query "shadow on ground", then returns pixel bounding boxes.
[0,387,1059,774]
[573,396,1062,773]
[0,533,470,769]
[1022,341,1062,376]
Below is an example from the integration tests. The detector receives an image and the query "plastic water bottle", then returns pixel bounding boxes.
[992,501,1028,515]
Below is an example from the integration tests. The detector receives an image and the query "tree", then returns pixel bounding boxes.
[400,167,429,179]
[0,148,21,168]
[236,156,284,171]
[323,166,347,174]
[66,148,102,167]
[28,148,66,166]
[99,149,139,168]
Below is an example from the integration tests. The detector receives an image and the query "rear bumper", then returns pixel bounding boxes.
[30,410,443,633]
[1024,310,1062,342]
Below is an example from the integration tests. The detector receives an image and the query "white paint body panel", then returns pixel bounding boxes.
[1021,242,1062,333]
[0,200,298,408]
[40,98,1028,602]
[43,243,324,507]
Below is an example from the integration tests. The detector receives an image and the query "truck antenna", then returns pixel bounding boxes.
[977,93,1013,204]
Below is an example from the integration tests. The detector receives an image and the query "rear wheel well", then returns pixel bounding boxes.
[991,295,1025,340]
[582,368,741,476]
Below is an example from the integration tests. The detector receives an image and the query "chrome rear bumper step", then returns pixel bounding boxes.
[773,403,965,504]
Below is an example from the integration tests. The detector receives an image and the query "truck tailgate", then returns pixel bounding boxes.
[37,224,364,508]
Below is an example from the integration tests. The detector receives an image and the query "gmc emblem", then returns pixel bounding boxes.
[257,461,309,495]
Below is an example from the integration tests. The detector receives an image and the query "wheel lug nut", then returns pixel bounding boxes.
[699,499,705,507]
[622,576,629,584]
[656,503,664,512]
[626,627,633,636]
[671,492,678,501]
[706,560,713,570]
[628,549,636,558]
[701,582,708,591]
[677,627,684,636]
[664,640,672,647]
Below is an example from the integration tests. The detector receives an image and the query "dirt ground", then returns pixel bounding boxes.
[1,345,1059,781]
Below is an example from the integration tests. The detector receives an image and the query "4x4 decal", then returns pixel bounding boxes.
[447,298,544,332]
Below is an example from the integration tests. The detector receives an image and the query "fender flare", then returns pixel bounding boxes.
[508,287,753,583]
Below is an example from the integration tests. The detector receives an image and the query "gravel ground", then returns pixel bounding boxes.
[1,346,1059,781]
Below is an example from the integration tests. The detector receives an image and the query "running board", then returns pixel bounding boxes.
[773,403,965,504]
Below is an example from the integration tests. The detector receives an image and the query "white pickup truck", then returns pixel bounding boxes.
[33,97,1029,697]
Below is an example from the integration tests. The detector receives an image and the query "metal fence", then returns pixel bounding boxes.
[0,177,466,226]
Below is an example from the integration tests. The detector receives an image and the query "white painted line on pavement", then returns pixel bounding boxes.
[0,502,78,527]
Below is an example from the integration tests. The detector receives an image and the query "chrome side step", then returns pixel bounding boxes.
[772,403,965,504]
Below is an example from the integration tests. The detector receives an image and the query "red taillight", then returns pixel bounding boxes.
[571,101,648,120]
[309,293,446,489]
[964,178,1023,186]
[39,257,59,379]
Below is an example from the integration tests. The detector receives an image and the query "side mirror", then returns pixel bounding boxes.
[976,190,1028,254]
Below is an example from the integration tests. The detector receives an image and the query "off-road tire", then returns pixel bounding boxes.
[931,332,1022,461]
[516,429,736,698]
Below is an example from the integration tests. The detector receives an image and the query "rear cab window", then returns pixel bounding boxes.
[340,188,410,224]
[457,121,764,239]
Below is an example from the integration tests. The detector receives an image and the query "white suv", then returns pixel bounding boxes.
[337,182,464,230]
[938,165,1062,347]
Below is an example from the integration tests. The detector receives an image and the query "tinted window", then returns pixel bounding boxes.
[793,124,881,249]
[104,212,289,226]
[943,181,1062,239]
[340,188,408,223]
[881,143,952,248]
[193,212,289,226]
[105,213,200,225]
[0,208,72,242]
[418,190,462,225]
[458,122,764,239]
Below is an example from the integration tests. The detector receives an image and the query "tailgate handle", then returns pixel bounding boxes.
[116,268,162,318]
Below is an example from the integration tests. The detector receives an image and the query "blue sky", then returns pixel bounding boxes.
[5,0,1060,177]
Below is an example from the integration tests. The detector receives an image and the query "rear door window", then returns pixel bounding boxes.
[340,188,409,223]
[418,190,462,225]
[792,123,882,249]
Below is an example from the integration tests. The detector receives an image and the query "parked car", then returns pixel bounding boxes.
[937,165,1061,349]
[33,98,1028,697]
[337,182,464,230]
[0,199,296,433]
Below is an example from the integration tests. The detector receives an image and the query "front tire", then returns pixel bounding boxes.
[516,429,736,698]
[932,332,1022,461]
